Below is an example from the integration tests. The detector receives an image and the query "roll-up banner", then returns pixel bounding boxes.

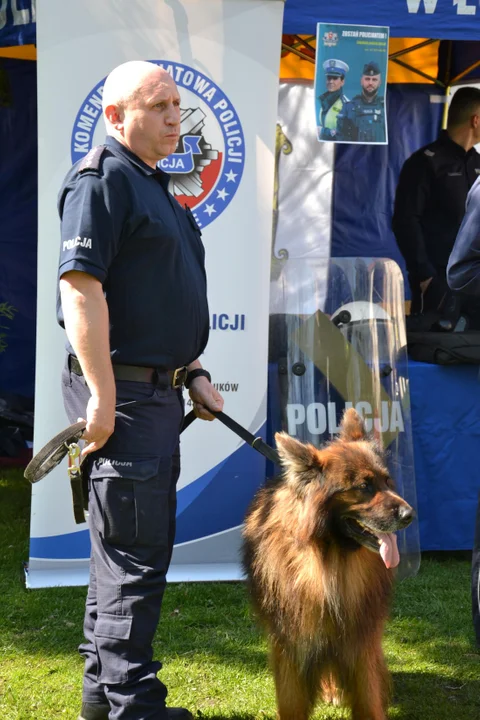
[28,0,285,588]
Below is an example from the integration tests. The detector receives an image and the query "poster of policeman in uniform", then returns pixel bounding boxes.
[315,23,389,145]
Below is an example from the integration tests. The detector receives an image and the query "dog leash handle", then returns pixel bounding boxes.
[251,435,282,467]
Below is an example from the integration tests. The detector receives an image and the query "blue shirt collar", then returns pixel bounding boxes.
[104,135,171,190]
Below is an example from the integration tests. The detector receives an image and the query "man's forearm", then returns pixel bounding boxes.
[393,219,435,282]
[392,158,435,282]
[187,359,203,372]
[60,271,115,402]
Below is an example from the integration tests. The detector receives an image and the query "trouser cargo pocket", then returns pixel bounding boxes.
[89,455,172,548]
[94,612,133,685]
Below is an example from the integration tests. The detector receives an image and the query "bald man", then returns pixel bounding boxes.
[57,61,223,720]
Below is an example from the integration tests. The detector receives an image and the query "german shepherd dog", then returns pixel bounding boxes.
[242,408,414,720]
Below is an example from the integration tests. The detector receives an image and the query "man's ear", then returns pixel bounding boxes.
[104,103,124,130]
[339,408,367,442]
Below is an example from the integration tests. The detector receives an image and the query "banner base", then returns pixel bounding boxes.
[166,563,244,583]
[25,560,90,589]
[25,560,244,588]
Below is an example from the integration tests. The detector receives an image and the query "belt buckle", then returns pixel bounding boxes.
[172,366,187,389]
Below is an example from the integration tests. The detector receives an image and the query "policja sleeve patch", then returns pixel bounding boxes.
[77,145,106,174]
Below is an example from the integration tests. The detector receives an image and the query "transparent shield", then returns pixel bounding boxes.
[268,257,420,579]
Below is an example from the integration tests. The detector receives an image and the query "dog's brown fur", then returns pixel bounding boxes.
[242,409,413,720]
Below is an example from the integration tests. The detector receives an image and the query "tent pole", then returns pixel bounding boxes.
[441,42,453,130]
[445,40,453,86]
[292,34,316,54]
[388,38,438,60]
[451,60,480,85]
[389,58,445,87]
[442,86,451,130]
[282,43,315,64]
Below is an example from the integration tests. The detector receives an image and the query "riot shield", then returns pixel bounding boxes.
[268,257,420,579]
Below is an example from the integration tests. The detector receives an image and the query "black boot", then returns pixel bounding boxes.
[78,702,193,720]
[77,702,109,720]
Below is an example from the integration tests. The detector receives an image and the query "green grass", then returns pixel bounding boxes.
[0,469,479,719]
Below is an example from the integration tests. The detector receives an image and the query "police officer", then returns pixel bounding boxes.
[57,61,224,720]
[394,87,480,319]
[337,61,386,143]
[317,59,349,141]
[447,168,480,651]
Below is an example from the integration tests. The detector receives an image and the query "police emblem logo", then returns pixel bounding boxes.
[70,61,245,229]
[323,31,338,47]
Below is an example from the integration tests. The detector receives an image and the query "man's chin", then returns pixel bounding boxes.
[157,145,178,162]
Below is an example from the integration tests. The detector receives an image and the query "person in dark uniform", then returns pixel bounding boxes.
[57,60,224,720]
[317,58,349,141]
[447,173,480,650]
[393,87,480,322]
[336,61,386,143]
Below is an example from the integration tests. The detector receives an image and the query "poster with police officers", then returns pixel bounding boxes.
[315,23,389,145]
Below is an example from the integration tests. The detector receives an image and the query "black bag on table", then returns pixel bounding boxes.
[407,329,480,365]
[406,276,480,366]
[406,307,480,366]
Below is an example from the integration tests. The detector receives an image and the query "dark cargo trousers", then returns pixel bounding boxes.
[62,358,184,719]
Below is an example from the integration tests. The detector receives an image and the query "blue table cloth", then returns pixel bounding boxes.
[409,359,480,552]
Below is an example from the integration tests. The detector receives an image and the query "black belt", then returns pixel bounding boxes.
[69,355,188,389]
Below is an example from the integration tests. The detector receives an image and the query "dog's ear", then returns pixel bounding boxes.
[339,408,367,442]
[275,432,322,477]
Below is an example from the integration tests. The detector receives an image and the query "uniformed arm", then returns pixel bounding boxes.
[336,104,357,142]
[60,270,116,455]
[447,180,480,296]
[392,153,436,284]
[186,358,224,421]
[58,168,128,453]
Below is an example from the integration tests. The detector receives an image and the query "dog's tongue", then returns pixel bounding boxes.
[378,533,400,569]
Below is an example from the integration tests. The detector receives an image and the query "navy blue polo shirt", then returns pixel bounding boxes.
[57,136,209,369]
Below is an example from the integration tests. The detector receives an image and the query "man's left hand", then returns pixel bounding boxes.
[189,376,224,421]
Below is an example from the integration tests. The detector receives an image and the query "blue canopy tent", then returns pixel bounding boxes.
[284,0,480,40]
[2,0,479,44]
[1,0,480,550]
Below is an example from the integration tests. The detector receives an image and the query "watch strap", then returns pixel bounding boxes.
[185,368,211,389]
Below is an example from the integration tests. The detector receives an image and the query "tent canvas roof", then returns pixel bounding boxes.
[1,1,480,50]
[283,1,480,41]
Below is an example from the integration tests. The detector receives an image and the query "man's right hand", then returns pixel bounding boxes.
[80,394,116,457]
[420,277,433,294]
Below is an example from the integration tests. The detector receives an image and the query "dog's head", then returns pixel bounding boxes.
[274,408,414,569]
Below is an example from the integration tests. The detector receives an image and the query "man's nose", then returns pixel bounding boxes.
[166,107,180,125]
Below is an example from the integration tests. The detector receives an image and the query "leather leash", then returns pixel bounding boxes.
[181,409,281,466]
